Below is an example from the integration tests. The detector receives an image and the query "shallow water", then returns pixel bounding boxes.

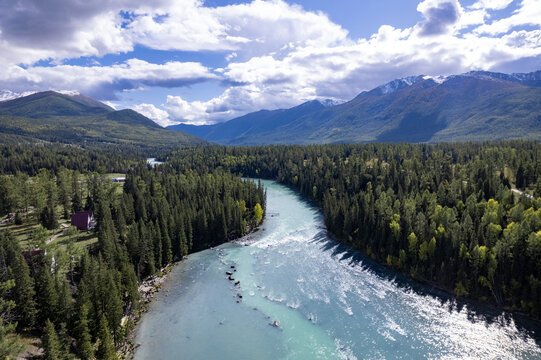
[134,180,541,360]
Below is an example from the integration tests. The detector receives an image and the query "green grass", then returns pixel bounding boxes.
[54,231,98,251]
[1,221,45,246]
[0,209,97,251]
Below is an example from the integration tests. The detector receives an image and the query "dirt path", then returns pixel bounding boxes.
[46,223,70,245]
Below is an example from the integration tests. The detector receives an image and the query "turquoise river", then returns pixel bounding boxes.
[134,180,541,359]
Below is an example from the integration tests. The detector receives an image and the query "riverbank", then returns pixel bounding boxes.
[122,223,265,359]
[120,263,175,359]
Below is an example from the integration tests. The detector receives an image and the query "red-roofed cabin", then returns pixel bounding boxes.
[71,211,96,231]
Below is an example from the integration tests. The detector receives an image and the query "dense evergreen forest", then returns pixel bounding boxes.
[166,141,541,318]
[0,153,265,359]
[0,144,153,176]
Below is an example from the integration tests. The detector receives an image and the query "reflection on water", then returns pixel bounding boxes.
[134,180,541,360]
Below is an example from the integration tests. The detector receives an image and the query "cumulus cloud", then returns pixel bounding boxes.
[164,87,258,125]
[474,0,541,35]
[0,59,217,100]
[0,0,347,65]
[133,103,171,126]
[417,0,460,36]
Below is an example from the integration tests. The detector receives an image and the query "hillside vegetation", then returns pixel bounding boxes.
[0,91,206,151]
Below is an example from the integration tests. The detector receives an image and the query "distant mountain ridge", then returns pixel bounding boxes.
[0,91,206,149]
[168,70,541,145]
[168,99,328,145]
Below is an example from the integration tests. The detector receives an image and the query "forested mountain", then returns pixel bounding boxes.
[169,70,541,145]
[166,142,541,319]
[0,91,206,150]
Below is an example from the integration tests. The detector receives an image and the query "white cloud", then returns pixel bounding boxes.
[0,59,218,99]
[416,0,461,36]
[133,103,171,126]
[474,0,541,35]
[225,52,238,61]
[0,90,37,102]
[103,101,119,110]
[0,0,347,65]
[470,0,514,10]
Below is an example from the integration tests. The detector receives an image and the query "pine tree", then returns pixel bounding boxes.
[159,216,172,266]
[36,257,59,324]
[11,252,37,327]
[0,279,23,359]
[42,319,63,360]
[118,248,139,309]
[55,274,72,325]
[40,182,58,230]
[98,263,123,345]
[74,304,94,360]
[97,202,118,266]
[71,172,82,213]
[96,315,117,360]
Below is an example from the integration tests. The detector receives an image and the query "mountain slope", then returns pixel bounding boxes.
[0,91,206,149]
[168,100,327,145]
[169,70,541,145]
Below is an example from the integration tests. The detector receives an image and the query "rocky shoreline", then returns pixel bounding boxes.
[121,263,175,359]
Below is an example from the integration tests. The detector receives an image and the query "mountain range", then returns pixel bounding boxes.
[1,70,540,149]
[0,91,205,149]
[168,70,541,145]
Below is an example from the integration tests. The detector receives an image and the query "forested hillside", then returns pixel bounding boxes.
[0,152,265,359]
[0,144,144,175]
[166,142,541,318]
[0,91,206,151]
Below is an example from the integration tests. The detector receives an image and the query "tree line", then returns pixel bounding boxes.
[166,141,541,318]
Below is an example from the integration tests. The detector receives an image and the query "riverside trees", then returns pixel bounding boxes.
[167,141,541,318]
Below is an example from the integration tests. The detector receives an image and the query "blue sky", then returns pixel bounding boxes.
[0,0,540,126]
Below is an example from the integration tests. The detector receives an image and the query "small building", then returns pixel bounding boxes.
[112,177,126,182]
[71,211,96,231]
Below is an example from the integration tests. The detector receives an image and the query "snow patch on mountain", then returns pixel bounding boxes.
[318,98,344,107]
[377,75,426,95]
[423,75,448,84]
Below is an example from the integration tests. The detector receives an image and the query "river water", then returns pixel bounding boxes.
[134,180,541,359]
